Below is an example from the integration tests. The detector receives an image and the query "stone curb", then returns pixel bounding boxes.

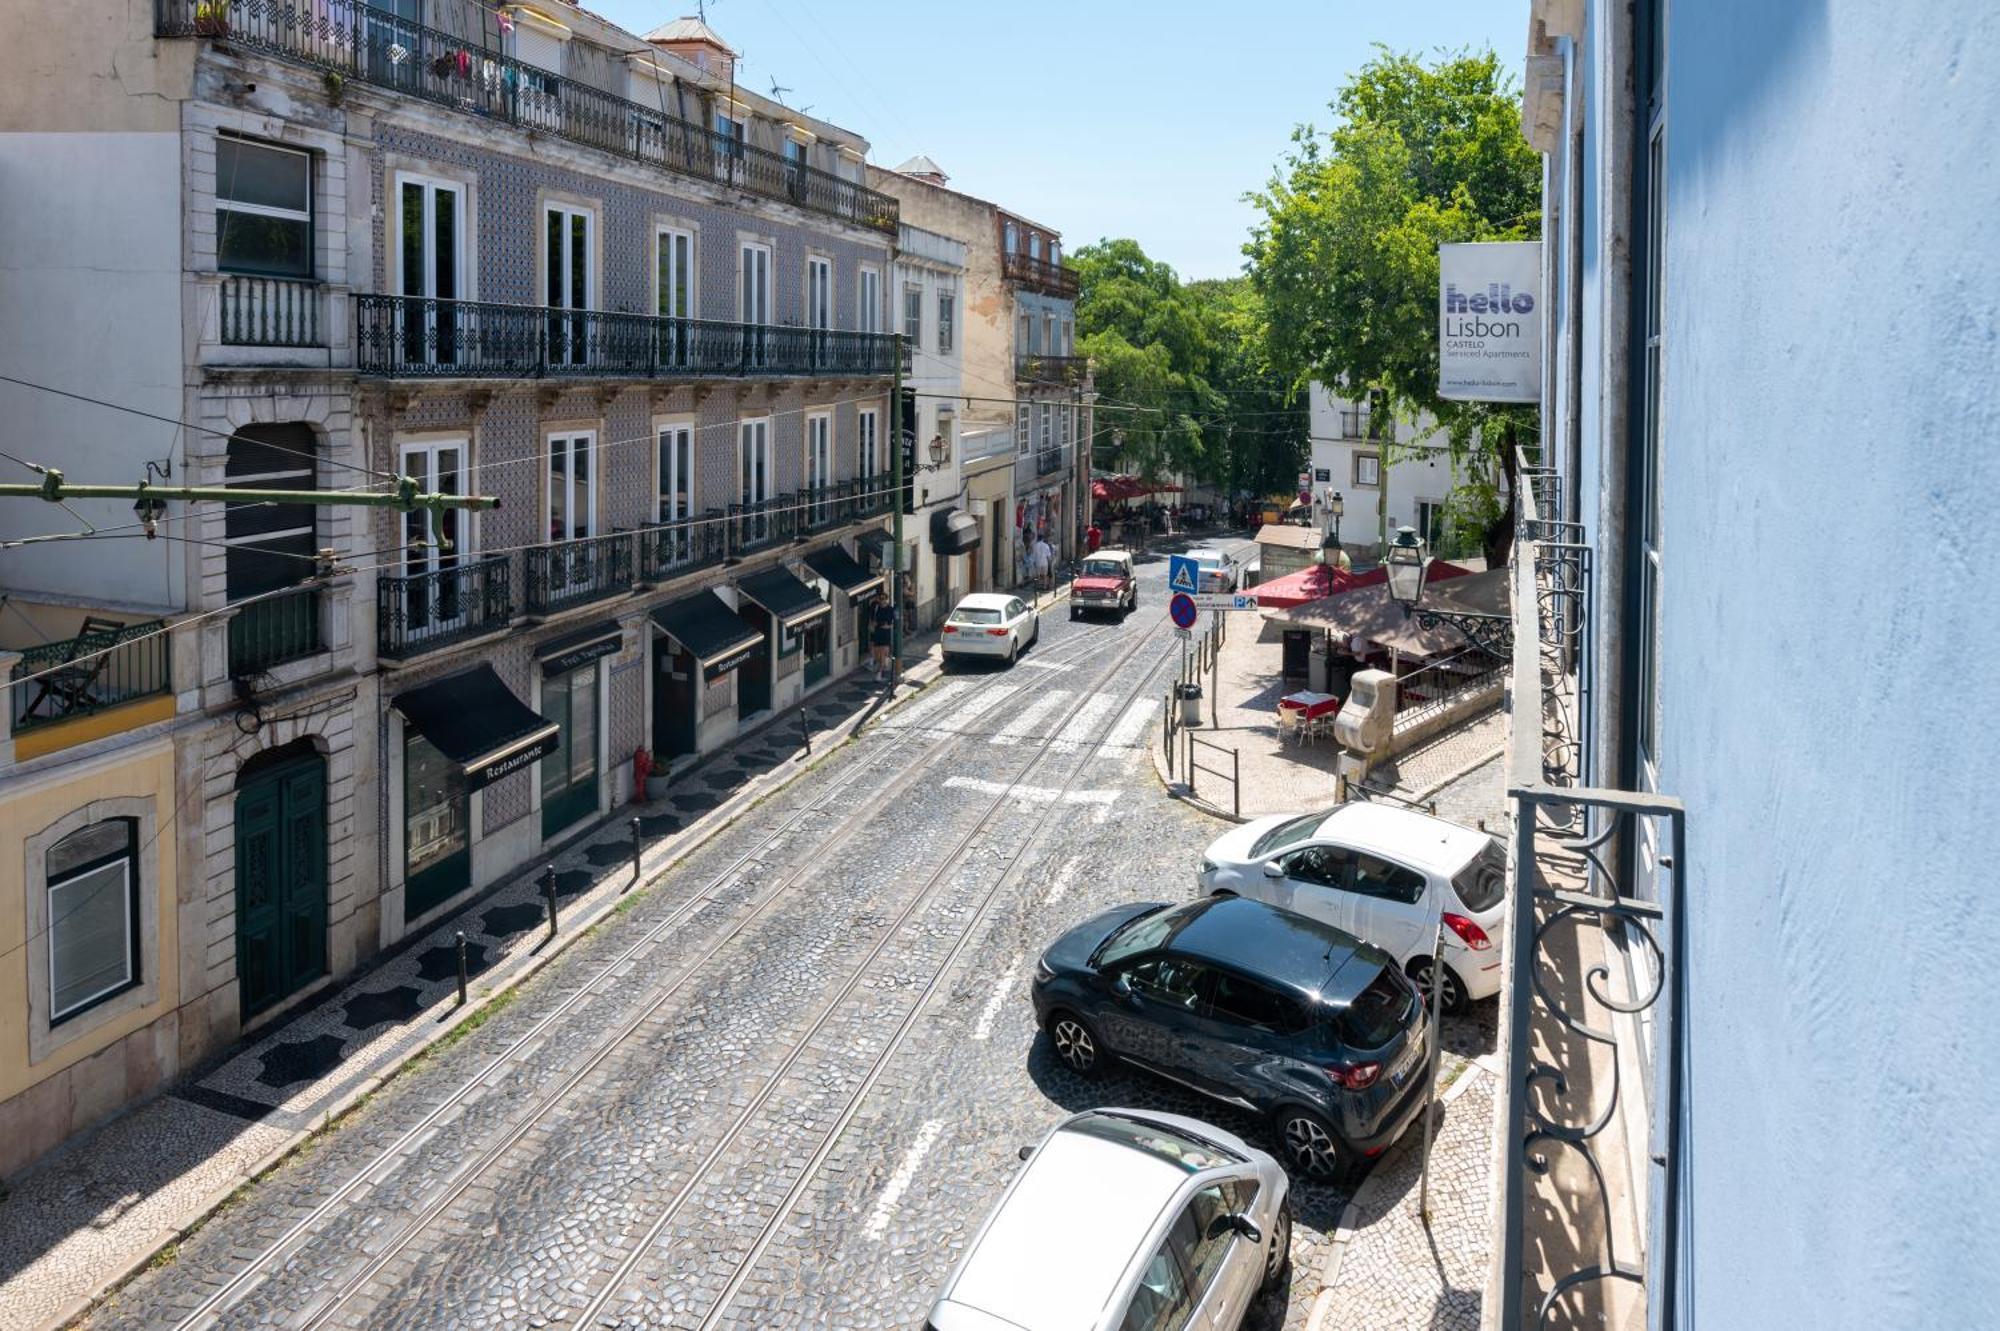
[47,649,950,1331]
[1303,1060,1495,1331]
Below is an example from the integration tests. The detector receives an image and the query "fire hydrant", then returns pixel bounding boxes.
[632,746,653,804]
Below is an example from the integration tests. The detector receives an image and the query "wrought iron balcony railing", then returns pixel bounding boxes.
[9,619,171,735]
[1001,251,1079,298]
[1015,353,1088,387]
[1337,409,1389,441]
[1035,446,1067,477]
[154,0,898,233]
[524,531,634,618]
[378,554,511,660]
[355,295,898,381]
[219,275,324,347]
[726,495,801,557]
[228,587,323,676]
[636,512,727,585]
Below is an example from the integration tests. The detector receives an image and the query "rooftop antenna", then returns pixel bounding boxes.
[768,77,792,101]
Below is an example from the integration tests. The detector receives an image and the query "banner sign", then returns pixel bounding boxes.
[1438,241,1542,403]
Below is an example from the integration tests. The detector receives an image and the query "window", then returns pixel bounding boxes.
[1354,452,1381,488]
[657,420,693,524]
[1018,312,1033,355]
[1062,319,1074,356]
[1636,15,1667,770]
[1038,403,1053,455]
[859,266,881,333]
[1123,956,1209,1011]
[806,256,832,330]
[1417,499,1446,551]
[217,137,312,278]
[46,819,140,1023]
[1284,844,1350,888]
[226,423,319,602]
[405,733,466,883]
[806,412,831,522]
[1349,852,1427,905]
[1003,220,1018,254]
[399,439,465,639]
[546,433,595,542]
[903,284,923,345]
[657,227,693,320]
[396,174,462,363]
[1207,971,1305,1033]
[715,112,745,160]
[936,289,954,354]
[1453,843,1507,914]
[1016,404,1031,456]
[539,663,599,811]
[935,407,954,465]
[1050,239,1061,267]
[1253,812,1325,858]
[858,408,880,479]
[1120,1220,1193,1331]
[1179,1185,1240,1297]
[1029,233,1042,262]
[544,204,592,366]
[740,241,771,366]
[1043,314,1056,357]
[1336,968,1416,1050]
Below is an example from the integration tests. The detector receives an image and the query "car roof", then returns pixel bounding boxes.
[1186,547,1224,561]
[1163,896,1384,1001]
[945,1120,1189,1328]
[1083,549,1132,563]
[1316,803,1491,874]
[954,593,1018,610]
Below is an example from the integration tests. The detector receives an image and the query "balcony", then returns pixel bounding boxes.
[8,619,173,756]
[1339,408,1389,441]
[1015,353,1088,387]
[637,514,727,585]
[726,495,803,558]
[228,588,323,676]
[154,0,897,233]
[377,555,511,661]
[356,296,899,381]
[1035,447,1067,477]
[219,275,324,348]
[1001,251,1079,299]
[524,532,634,619]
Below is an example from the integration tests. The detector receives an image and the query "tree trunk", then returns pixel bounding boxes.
[1482,422,1518,569]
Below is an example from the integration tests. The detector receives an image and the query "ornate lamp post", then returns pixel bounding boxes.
[1384,525,1513,654]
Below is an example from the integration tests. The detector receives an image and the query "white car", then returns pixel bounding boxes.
[1185,547,1236,593]
[1197,803,1506,1013]
[927,1108,1291,1331]
[943,592,1040,666]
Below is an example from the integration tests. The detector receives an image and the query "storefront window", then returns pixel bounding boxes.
[405,733,467,880]
[540,664,600,833]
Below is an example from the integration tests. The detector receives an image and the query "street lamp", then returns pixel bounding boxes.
[1384,526,1428,607]
[1384,525,1514,654]
[927,433,949,467]
[1328,489,1344,548]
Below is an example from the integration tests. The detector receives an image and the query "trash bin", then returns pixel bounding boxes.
[1176,682,1203,727]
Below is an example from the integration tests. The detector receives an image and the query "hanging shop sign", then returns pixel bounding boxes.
[1438,241,1542,403]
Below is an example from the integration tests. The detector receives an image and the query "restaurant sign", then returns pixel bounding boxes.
[1438,241,1542,403]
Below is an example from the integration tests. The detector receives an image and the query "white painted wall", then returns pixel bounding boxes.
[0,132,186,611]
[1306,382,1473,552]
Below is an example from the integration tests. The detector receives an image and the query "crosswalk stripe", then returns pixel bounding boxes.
[1099,698,1161,754]
[1050,693,1117,753]
[877,679,975,730]
[988,689,1072,746]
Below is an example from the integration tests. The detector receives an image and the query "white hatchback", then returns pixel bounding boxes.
[927,1108,1291,1331]
[1197,803,1506,1013]
[943,592,1040,666]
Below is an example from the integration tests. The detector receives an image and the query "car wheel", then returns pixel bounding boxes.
[1260,1199,1294,1291]
[1047,1011,1104,1076]
[1410,957,1469,1015]
[1031,618,1040,647]
[1274,1106,1352,1183]
[1005,637,1017,666]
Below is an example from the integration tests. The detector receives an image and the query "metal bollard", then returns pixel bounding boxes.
[797,702,812,756]
[629,816,643,887]
[542,864,558,938]
[1232,748,1240,820]
[455,931,468,1007]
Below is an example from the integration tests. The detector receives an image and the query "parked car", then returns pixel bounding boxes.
[1185,547,1236,592]
[1071,549,1138,619]
[926,1108,1291,1331]
[1031,895,1431,1181]
[942,592,1040,666]
[1197,803,1506,1014]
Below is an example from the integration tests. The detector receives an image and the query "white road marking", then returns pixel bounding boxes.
[1017,658,1074,672]
[1050,692,1117,753]
[876,678,971,729]
[864,1119,945,1241]
[1042,856,1083,907]
[971,955,1023,1041]
[942,775,1120,823]
[1098,697,1161,757]
[988,689,1073,747]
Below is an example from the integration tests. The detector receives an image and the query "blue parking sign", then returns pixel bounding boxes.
[1168,555,1200,596]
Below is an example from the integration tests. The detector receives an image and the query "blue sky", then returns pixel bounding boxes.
[584,1,1523,281]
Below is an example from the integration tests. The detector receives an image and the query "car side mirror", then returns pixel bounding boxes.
[1262,859,1285,879]
[1208,1213,1261,1244]
[1113,973,1135,1002]
[1017,1143,1035,1162]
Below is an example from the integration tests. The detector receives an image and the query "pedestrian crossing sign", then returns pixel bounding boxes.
[1168,555,1200,596]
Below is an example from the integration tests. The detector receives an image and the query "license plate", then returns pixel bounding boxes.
[1390,1035,1424,1087]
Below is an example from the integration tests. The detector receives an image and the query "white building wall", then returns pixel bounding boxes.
[1306,382,1476,553]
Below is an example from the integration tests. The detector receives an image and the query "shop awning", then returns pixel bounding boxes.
[803,545,884,600]
[1262,562,1488,659]
[651,590,764,675]
[533,620,622,676]
[394,666,559,791]
[930,506,982,555]
[737,567,830,630]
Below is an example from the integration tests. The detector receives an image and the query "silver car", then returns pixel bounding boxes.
[927,1108,1291,1331]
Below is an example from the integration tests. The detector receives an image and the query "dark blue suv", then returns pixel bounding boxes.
[1030,895,1431,1181]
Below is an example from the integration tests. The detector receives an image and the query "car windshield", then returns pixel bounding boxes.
[1093,902,1196,968]
[1251,812,1329,858]
[1333,967,1415,1050]
[1064,1112,1241,1172]
[1080,559,1125,578]
[1453,842,1507,914]
[952,607,1002,625]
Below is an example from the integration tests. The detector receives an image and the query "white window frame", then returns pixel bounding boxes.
[937,287,954,355]
[738,417,772,506]
[546,430,598,543]
[655,416,695,524]
[858,407,880,480]
[805,410,832,522]
[543,202,594,311]
[398,438,470,641]
[655,225,695,320]
[1039,402,1053,455]
[903,283,923,346]
[806,256,833,330]
[393,172,468,364]
[46,823,138,1025]
[216,135,313,278]
[859,266,882,334]
[1354,452,1381,488]
[1016,404,1031,456]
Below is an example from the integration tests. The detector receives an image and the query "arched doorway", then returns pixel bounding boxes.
[234,739,328,1020]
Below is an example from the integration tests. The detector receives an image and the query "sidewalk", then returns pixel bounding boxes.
[0,633,959,1331]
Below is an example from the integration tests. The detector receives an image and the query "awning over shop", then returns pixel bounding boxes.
[1253,563,1337,610]
[930,506,982,555]
[803,545,884,600]
[736,566,831,631]
[533,620,622,677]
[394,665,559,791]
[651,591,764,677]
[1263,563,1492,660]
[1090,475,1184,502]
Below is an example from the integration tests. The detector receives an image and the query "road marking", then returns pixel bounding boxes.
[1050,692,1117,753]
[1017,658,1074,672]
[1098,697,1161,756]
[988,689,1072,746]
[971,955,1023,1041]
[942,775,1119,823]
[864,1119,945,1241]
[1042,856,1082,907]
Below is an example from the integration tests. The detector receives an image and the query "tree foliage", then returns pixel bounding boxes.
[1247,47,1541,561]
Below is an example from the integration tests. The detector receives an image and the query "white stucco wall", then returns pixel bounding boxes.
[1306,382,1473,550]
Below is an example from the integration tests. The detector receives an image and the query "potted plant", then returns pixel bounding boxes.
[323,71,347,105]
[193,0,229,37]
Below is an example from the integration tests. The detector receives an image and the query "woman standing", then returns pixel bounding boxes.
[868,592,896,680]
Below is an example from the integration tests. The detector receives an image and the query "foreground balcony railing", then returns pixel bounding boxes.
[1497,453,1685,1330]
[228,588,323,676]
[1001,251,1079,298]
[1035,446,1068,478]
[525,532,634,618]
[356,295,898,380]
[154,0,897,232]
[1015,353,1088,387]
[219,275,324,347]
[9,619,171,735]
[378,555,511,659]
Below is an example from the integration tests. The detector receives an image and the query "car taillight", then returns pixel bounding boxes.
[1323,1061,1381,1091]
[986,628,1009,636]
[1442,912,1492,951]
[943,624,957,633]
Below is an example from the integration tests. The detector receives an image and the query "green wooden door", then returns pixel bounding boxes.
[235,754,328,1020]
[540,664,599,839]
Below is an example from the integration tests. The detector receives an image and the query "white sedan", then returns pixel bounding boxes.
[942,592,1040,666]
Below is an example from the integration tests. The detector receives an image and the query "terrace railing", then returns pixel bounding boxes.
[1001,251,1079,298]
[636,513,726,584]
[219,275,324,347]
[1015,353,1088,387]
[524,532,634,618]
[377,554,511,659]
[228,587,323,676]
[9,620,171,734]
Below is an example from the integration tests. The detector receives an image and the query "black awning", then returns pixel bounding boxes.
[533,619,622,677]
[803,545,884,600]
[930,507,983,555]
[737,567,831,630]
[651,591,764,674]
[394,665,559,791]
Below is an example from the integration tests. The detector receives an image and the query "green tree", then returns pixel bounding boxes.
[1247,47,1541,563]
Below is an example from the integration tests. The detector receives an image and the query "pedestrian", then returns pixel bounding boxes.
[1085,522,1102,554]
[1028,531,1055,594]
[868,592,895,680]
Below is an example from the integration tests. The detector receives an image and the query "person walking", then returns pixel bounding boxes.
[1028,531,1055,595]
[1085,522,1102,554]
[868,592,896,681]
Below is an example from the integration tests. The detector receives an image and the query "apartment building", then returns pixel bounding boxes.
[0,2,899,1175]
[869,158,1088,585]
[1306,383,1483,559]
[892,220,976,627]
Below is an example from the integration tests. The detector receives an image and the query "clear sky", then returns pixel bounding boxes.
[583,0,1524,282]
